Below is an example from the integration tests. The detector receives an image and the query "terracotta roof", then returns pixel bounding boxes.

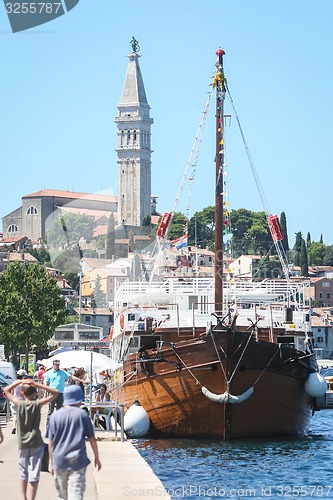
[93,226,108,237]
[133,235,151,241]
[23,189,117,203]
[0,236,27,243]
[8,253,38,262]
[115,238,129,244]
[151,215,161,225]
[81,258,114,269]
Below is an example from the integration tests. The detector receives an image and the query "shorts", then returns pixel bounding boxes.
[54,467,87,500]
[19,445,44,482]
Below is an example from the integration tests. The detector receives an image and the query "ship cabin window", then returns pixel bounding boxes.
[277,336,294,346]
[189,295,198,310]
[128,313,135,321]
[79,330,100,340]
[140,335,161,350]
[130,337,139,348]
[54,330,74,340]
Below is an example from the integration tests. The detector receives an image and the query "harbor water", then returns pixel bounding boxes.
[134,410,333,499]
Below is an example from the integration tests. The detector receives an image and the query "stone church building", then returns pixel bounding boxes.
[1,41,156,245]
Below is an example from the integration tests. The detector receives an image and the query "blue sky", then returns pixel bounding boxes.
[0,0,332,246]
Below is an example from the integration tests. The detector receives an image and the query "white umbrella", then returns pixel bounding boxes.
[41,350,121,372]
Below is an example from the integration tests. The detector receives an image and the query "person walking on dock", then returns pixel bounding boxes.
[46,384,101,500]
[4,378,58,500]
[45,359,82,425]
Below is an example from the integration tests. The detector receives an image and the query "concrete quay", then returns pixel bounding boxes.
[0,409,169,499]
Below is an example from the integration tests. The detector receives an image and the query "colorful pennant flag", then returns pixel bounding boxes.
[172,234,188,250]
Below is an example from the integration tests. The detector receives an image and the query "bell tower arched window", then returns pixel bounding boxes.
[8,224,18,234]
[26,206,38,215]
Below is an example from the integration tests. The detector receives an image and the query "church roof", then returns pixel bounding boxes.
[119,52,148,106]
[23,189,117,203]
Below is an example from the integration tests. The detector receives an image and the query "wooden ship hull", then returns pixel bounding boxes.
[109,47,325,440]
[112,328,316,439]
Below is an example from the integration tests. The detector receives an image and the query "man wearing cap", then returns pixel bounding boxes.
[45,360,82,425]
[46,384,101,499]
[4,378,59,500]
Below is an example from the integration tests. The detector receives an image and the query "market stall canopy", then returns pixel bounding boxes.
[40,350,121,372]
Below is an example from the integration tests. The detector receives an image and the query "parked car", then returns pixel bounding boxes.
[0,383,6,412]
[0,362,16,383]
[320,367,333,390]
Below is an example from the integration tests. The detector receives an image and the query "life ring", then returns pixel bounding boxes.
[109,326,114,340]
[120,314,125,330]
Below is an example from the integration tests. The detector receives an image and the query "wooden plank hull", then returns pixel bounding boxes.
[113,330,315,439]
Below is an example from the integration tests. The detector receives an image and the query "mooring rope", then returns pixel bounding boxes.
[170,347,202,386]
[110,370,137,395]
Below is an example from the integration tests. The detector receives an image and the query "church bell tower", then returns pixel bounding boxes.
[115,38,153,228]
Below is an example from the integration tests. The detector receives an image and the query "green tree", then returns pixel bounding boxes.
[300,239,309,276]
[52,247,81,290]
[105,212,116,259]
[307,241,325,266]
[293,232,303,267]
[46,213,94,249]
[189,207,214,249]
[0,263,65,365]
[25,245,51,264]
[257,256,283,280]
[142,215,153,236]
[230,209,271,257]
[306,232,311,248]
[280,212,289,253]
[323,245,333,266]
[167,212,188,241]
[91,275,107,308]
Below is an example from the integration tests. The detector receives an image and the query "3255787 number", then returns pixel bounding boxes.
[5,2,62,14]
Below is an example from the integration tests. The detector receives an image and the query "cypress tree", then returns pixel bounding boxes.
[280,212,289,252]
[306,232,311,248]
[300,239,309,276]
[294,231,303,267]
[105,213,116,259]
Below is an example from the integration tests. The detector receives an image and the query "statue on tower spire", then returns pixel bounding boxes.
[130,36,140,53]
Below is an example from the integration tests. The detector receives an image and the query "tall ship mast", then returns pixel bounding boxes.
[214,48,226,312]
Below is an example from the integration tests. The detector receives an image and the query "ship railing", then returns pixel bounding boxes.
[115,277,311,308]
[82,400,125,442]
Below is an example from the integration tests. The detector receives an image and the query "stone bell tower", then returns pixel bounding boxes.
[115,38,153,229]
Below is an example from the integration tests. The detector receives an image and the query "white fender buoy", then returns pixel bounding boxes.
[304,372,327,398]
[202,386,254,404]
[124,400,150,438]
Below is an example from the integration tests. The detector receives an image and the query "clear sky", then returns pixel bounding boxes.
[0,0,332,247]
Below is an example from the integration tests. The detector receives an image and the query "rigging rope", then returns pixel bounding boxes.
[225,82,292,288]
